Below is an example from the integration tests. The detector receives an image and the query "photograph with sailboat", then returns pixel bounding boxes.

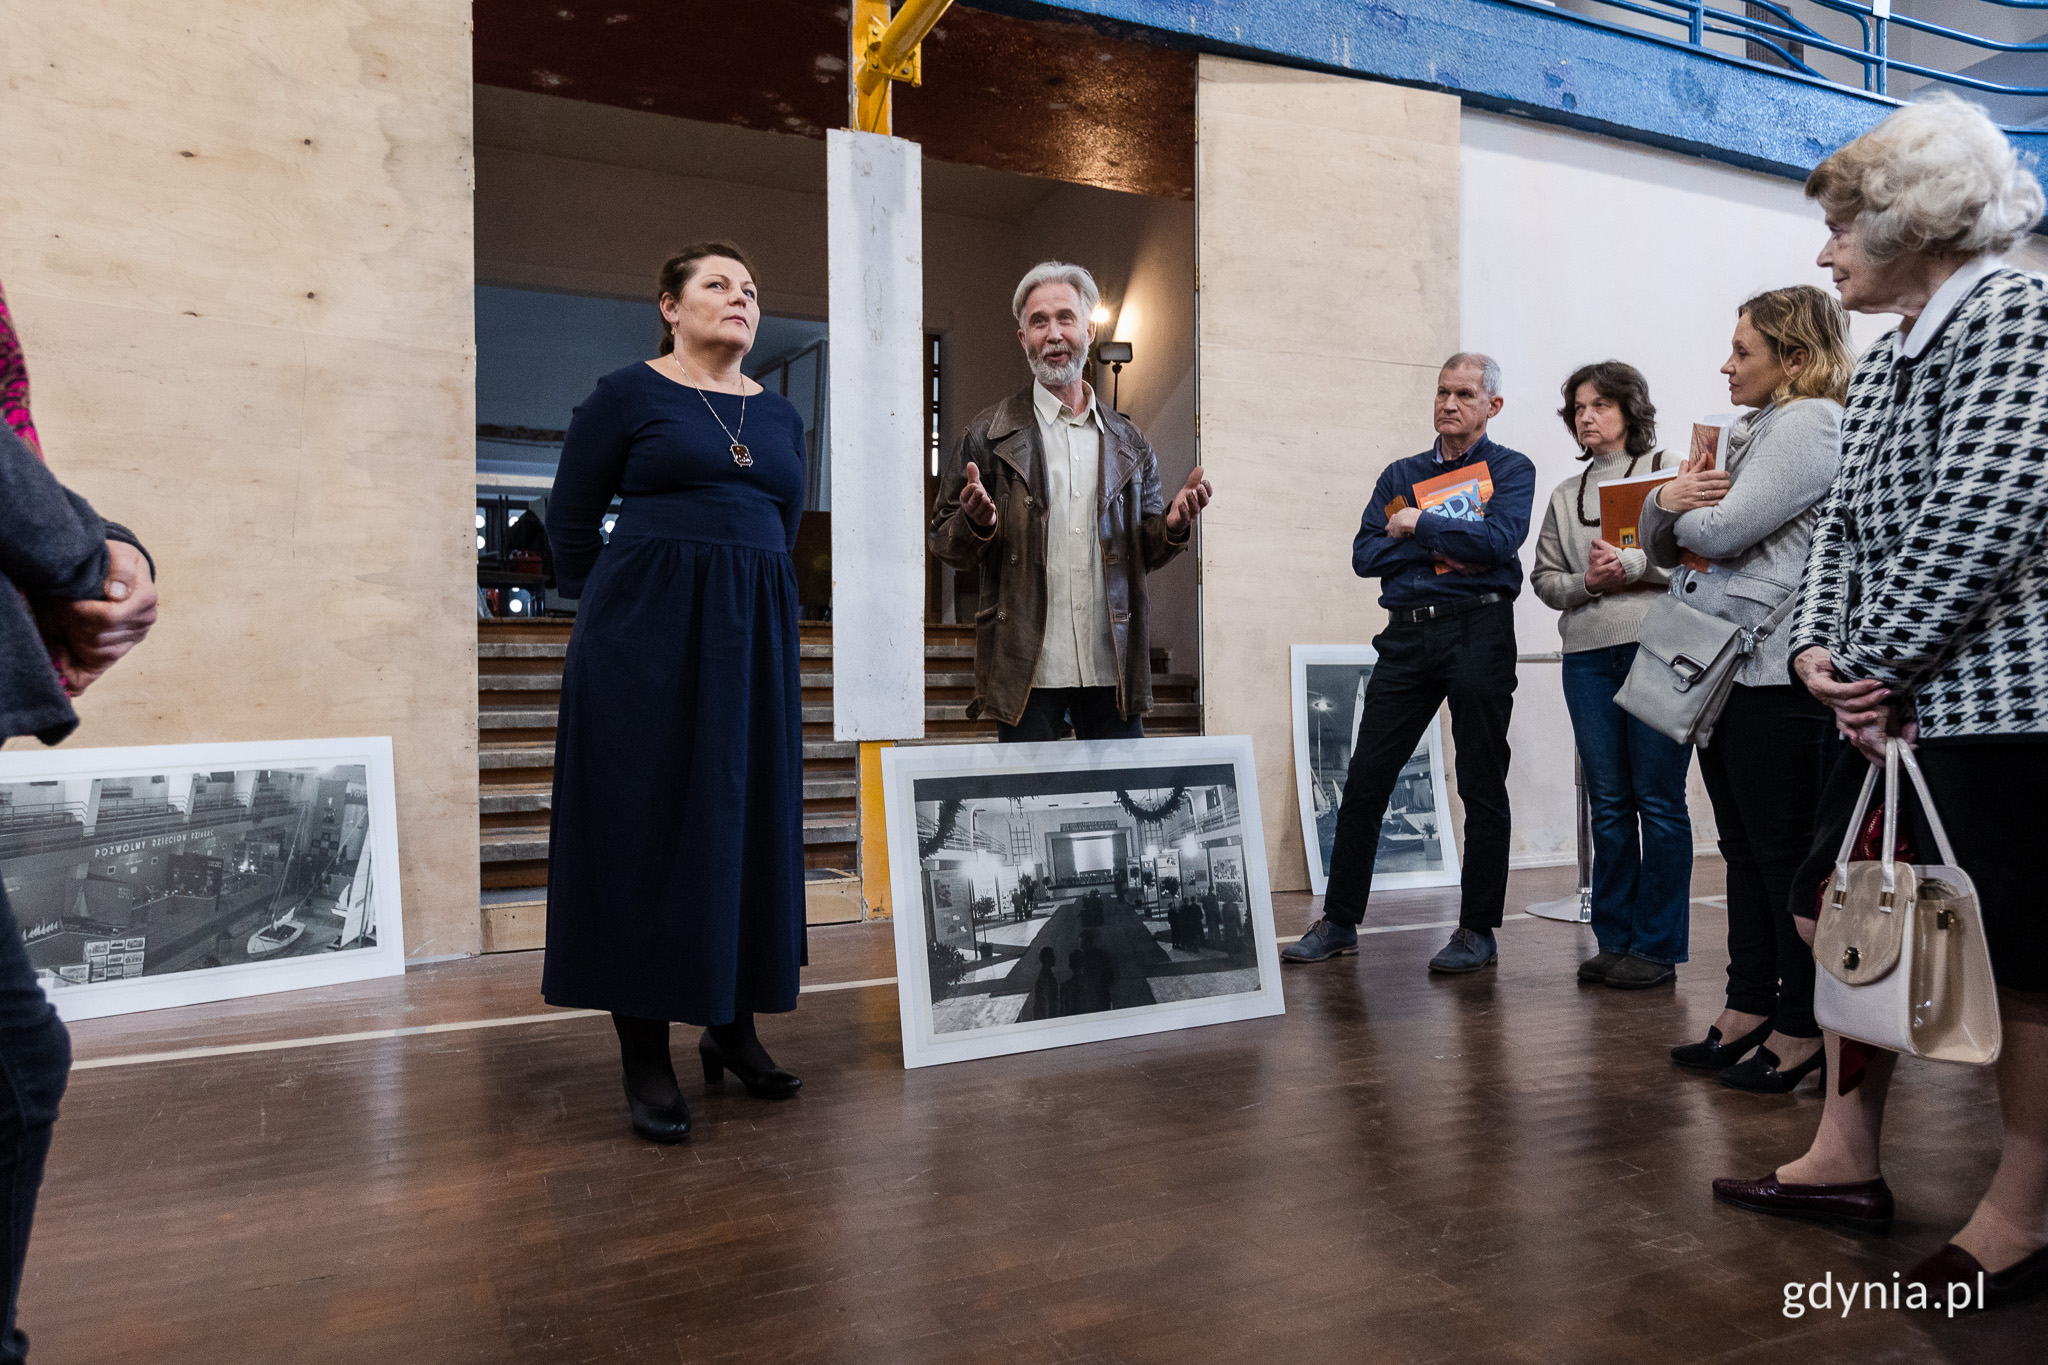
[0,738,405,1019]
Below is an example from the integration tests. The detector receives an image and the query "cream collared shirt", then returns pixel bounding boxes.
[1901,255,2005,359]
[1031,380,1118,690]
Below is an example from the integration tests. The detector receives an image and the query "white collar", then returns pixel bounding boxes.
[1033,380,1099,428]
[1900,255,2004,360]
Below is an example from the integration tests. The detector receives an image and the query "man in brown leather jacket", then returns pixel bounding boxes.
[928,261,1212,741]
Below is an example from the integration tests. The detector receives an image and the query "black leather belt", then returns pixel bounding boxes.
[1388,591,1507,626]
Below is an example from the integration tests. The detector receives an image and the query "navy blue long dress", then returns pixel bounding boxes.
[541,361,807,1025]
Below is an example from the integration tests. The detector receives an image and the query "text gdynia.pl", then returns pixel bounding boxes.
[1783,1270,1988,1318]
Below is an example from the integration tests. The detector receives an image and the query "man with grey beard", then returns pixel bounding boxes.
[929,260,1212,742]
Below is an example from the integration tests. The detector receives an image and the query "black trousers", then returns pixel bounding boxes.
[1696,683,1839,1036]
[997,686,1144,743]
[0,882,69,1365]
[1326,601,1517,932]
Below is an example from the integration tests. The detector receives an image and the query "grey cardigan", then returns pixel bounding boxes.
[1638,398,1843,687]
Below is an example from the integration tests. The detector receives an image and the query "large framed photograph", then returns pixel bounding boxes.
[1290,645,1460,897]
[881,736,1284,1069]
[0,738,405,1021]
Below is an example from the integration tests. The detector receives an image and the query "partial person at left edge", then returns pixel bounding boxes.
[0,277,160,1365]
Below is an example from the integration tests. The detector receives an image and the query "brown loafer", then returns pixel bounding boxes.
[1711,1171,1894,1234]
[1907,1240,2048,1310]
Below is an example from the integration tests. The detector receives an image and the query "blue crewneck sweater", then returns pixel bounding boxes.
[1351,433,1536,612]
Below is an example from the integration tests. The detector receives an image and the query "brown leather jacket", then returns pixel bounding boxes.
[929,386,1188,726]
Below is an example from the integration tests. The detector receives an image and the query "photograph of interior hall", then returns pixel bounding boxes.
[3,1,2047,1363]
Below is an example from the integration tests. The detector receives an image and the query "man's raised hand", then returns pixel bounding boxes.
[1165,466,1213,532]
[960,461,998,529]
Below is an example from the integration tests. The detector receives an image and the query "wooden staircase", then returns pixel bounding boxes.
[477,620,1198,938]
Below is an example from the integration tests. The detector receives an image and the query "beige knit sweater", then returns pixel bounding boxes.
[1531,450,1673,654]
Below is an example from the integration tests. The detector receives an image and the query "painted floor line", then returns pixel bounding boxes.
[75,974,912,1072]
[74,913,1570,1072]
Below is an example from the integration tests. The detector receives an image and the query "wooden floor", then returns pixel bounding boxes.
[34,862,2045,1364]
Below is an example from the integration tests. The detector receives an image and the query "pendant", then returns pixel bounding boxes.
[731,443,752,468]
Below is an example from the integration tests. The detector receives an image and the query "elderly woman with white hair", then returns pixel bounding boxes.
[1709,96,2048,1309]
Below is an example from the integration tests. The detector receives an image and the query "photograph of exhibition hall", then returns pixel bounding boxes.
[4,0,2047,1361]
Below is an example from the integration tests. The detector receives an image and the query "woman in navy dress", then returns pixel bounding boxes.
[544,242,806,1143]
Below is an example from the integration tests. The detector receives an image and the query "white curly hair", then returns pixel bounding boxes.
[1806,93,2045,263]
[1011,261,1100,325]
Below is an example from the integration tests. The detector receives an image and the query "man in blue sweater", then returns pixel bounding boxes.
[1284,354,1536,974]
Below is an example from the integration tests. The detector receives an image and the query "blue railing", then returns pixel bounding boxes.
[1528,0,2048,99]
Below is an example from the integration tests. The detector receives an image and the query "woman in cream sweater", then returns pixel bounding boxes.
[1532,361,1693,991]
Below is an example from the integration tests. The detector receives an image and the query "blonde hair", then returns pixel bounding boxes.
[1740,285,1855,405]
[1805,94,2044,264]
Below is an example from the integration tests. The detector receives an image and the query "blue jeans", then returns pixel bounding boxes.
[0,881,69,1365]
[1560,643,1694,964]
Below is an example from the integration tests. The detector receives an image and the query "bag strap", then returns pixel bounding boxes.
[1880,739,1901,899]
[1895,742,1963,868]
[1831,760,1882,895]
[1751,586,1800,644]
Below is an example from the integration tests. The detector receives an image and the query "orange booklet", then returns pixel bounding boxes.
[1388,462,1494,573]
[1597,469,1675,551]
[1598,465,1710,574]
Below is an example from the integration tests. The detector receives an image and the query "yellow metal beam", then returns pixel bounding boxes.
[849,0,956,136]
[858,741,894,916]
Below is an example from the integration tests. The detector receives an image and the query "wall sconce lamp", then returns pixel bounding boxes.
[1093,340,1133,413]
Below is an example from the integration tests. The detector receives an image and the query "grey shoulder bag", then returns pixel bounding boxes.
[1614,585,1797,747]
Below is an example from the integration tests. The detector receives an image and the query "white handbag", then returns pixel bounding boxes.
[1812,739,2001,1065]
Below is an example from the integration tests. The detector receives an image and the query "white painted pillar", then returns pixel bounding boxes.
[827,128,926,742]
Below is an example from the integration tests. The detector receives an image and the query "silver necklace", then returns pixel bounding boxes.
[671,354,752,467]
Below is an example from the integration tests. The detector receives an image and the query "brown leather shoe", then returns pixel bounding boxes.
[1711,1171,1894,1234]
[1907,1240,2048,1310]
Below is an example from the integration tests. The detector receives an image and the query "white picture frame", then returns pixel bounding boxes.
[1290,644,1461,897]
[0,737,406,1021]
[881,735,1285,1069]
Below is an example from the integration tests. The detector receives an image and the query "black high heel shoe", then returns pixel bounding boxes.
[1718,1042,1825,1094]
[1671,1018,1774,1071]
[700,1029,802,1100]
[622,1078,692,1143]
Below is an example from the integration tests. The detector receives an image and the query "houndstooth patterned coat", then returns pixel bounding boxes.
[1791,267,2048,739]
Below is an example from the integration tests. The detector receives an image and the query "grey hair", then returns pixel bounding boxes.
[1012,261,1101,324]
[1442,352,1503,396]
[1806,94,2045,263]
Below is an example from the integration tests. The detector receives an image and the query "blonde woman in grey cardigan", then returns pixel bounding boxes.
[1640,285,1852,1095]
[1532,362,1692,991]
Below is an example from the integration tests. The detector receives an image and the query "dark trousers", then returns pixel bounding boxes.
[1696,683,1838,1037]
[1326,601,1517,932]
[0,882,68,1365]
[997,686,1144,743]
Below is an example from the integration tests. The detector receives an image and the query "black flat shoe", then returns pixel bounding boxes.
[1577,951,1625,984]
[1908,1240,2048,1310]
[1603,955,1676,989]
[1718,1043,1824,1094]
[622,1079,692,1143]
[1671,1018,1774,1070]
[700,1030,802,1100]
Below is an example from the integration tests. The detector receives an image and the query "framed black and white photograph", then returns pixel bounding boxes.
[0,738,405,1021]
[881,736,1284,1069]
[1290,644,1460,897]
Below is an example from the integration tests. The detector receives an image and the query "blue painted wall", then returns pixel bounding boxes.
[983,0,2048,184]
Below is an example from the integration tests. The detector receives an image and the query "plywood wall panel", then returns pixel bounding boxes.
[1197,58,1462,893]
[1,3,479,956]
